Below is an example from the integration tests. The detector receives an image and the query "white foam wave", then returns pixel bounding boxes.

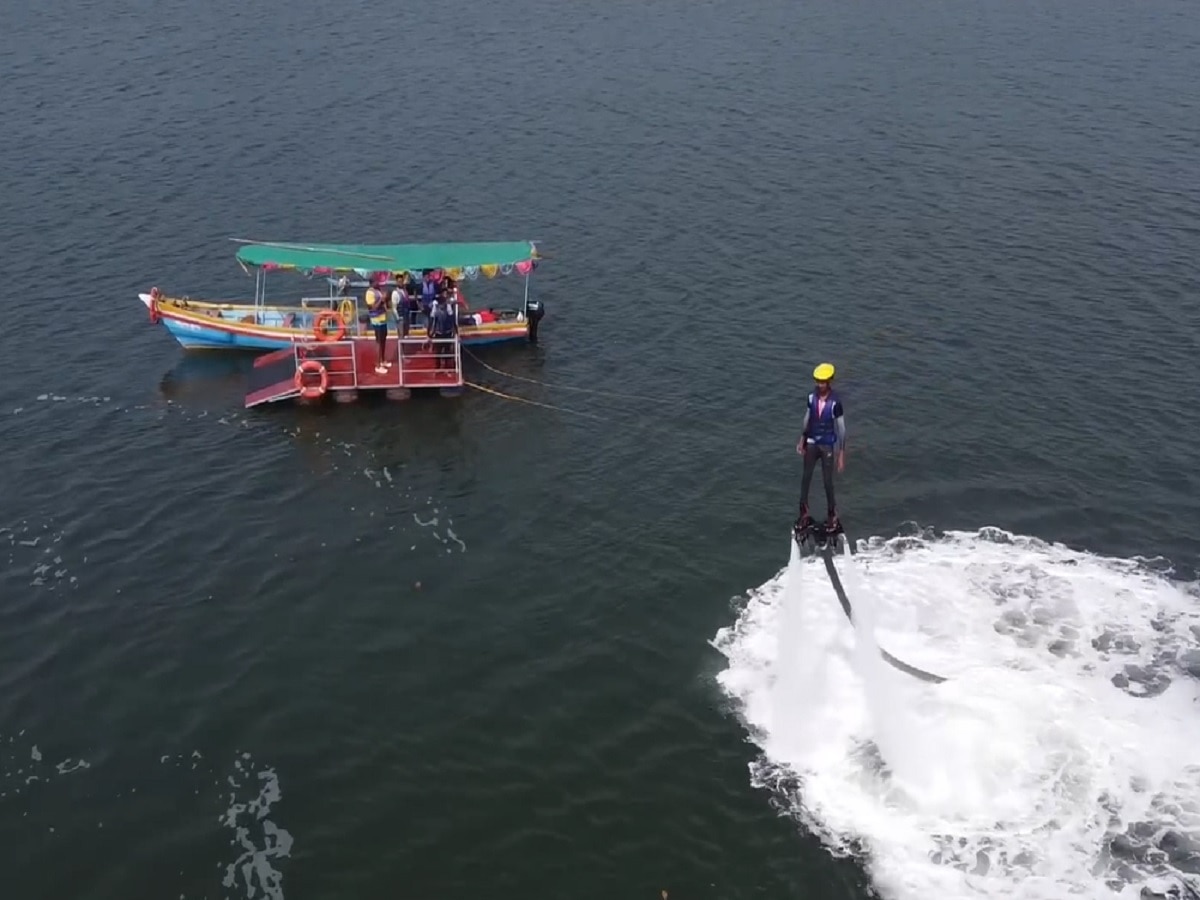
[220,751,293,900]
[712,528,1200,900]
[7,391,269,427]
[411,498,467,553]
[2,521,80,590]
[4,737,291,897]
[0,730,90,800]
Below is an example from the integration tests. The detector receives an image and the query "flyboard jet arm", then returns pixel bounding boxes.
[818,538,947,685]
[821,548,854,621]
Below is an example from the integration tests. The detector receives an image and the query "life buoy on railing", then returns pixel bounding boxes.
[313,309,346,342]
[338,298,356,326]
[149,286,161,324]
[293,359,328,399]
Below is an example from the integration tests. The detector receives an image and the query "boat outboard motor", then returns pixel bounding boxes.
[526,299,545,343]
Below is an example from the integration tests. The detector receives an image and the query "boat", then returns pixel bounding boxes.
[139,239,546,351]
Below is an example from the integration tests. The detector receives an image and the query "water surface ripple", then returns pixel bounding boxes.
[1,0,1198,898]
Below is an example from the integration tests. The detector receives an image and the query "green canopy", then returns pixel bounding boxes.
[233,239,539,273]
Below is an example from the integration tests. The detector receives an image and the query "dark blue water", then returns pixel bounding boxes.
[1,0,1198,898]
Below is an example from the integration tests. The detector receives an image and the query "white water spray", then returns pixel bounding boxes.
[769,540,837,753]
[713,528,1200,900]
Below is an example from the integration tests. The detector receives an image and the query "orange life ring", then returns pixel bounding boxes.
[313,309,346,342]
[293,359,328,399]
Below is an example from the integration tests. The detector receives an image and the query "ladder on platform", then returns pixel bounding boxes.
[397,335,463,389]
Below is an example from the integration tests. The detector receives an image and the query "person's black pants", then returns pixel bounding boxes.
[373,323,387,362]
[799,442,837,517]
[432,334,454,368]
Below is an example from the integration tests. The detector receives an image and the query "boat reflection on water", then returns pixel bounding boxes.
[157,354,257,407]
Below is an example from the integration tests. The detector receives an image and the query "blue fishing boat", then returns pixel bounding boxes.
[140,239,546,351]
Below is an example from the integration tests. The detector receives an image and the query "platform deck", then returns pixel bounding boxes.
[244,337,462,407]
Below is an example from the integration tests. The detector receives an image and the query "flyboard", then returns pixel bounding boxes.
[793,519,947,685]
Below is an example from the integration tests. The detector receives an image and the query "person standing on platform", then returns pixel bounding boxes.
[365,284,390,375]
[420,271,439,318]
[392,279,412,340]
[428,295,458,370]
[796,362,846,533]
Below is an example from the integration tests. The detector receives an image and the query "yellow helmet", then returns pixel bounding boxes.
[813,362,835,382]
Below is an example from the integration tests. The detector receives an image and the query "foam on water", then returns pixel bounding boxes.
[220,751,293,900]
[2,732,291,898]
[712,527,1200,900]
[0,730,90,799]
[2,520,80,590]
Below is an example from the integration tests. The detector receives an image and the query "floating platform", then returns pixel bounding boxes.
[245,336,463,408]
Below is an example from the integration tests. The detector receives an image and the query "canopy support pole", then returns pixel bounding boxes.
[255,268,265,325]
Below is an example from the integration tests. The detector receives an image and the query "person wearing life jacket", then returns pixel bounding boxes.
[428,294,458,370]
[796,362,846,533]
[391,279,414,340]
[365,284,391,374]
[420,271,439,316]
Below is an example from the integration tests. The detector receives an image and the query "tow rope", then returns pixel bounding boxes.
[464,381,606,420]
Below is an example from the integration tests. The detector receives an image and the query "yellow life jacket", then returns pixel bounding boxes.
[366,288,387,326]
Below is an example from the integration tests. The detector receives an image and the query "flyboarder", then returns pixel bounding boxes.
[795,362,846,538]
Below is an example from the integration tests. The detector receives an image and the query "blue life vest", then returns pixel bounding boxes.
[806,390,841,446]
[431,304,455,337]
[367,288,387,326]
[421,279,437,304]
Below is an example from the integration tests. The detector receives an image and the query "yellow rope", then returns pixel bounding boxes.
[464,381,606,420]
[464,348,673,404]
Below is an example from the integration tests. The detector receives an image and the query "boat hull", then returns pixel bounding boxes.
[139,293,532,351]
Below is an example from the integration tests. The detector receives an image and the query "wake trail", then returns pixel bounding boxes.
[714,528,1200,900]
